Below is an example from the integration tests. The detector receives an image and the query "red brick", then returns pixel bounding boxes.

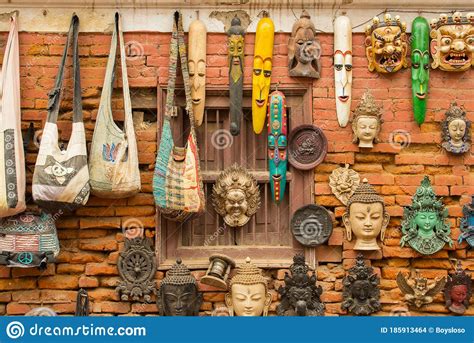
[38,275,79,289]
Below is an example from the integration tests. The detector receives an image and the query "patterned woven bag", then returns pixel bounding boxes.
[153,11,205,222]
[32,15,90,212]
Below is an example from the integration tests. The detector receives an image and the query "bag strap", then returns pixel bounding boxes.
[46,14,82,124]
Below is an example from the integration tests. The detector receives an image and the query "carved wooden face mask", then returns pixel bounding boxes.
[430,12,474,72]
[351,90,383,148]
[411,17,430,125]
[365,13,408,73]
[288,10,321,78]
[227,17,245,136]
[441,102,471,154]
[334,16,352,127]
[188,19,206,127]
[252,13,274,134]
[267,90,287,204]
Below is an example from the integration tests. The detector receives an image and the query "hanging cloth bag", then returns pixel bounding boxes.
[32,15,90,212]
[0,13,26,218]
[89,13,140,198]
[153,11,205,222]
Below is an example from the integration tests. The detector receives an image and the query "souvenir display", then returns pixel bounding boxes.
[288,10,321,78]
[116,236,157,302]
[444,260,473,315]
[351,90,383,149]
[334,15,352,127]
[0,13,26,218]
[459,195,474,248]
[33,14,90,212]
[0,212,59,268]
[400,176,453,255]
[267,90,288,204]
[288,125,327,170]
[341,254,381,316]
[252,12,274,134]
[201,254,236,290]
[441,102,471,154]
[212,164,260,227]
[277,254,325,316]
[153,11,205,222]
[329,164,360,206]
[188,18,206,127]
[342,178,390,251]
[411,17,430,125]
[157,258,203,316]
[291,204,333,247]
[365,13,408,73]
[225,257,271,316]
[89,13,141,198]
[75,288,90,316]
[227,16,245,136]
[430,12,474,72]
[396,270,446,308]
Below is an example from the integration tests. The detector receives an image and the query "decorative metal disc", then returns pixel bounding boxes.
[288,125,327,170]
[291,204,333,247]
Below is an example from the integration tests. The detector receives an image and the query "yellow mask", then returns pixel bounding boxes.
[252,15,274,134]
[188,19,207,127]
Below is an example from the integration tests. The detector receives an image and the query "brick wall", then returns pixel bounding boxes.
[0,29,473,316]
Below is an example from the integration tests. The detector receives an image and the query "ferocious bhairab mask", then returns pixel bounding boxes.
[212,164,260,227]
[334,15,352,127]
[267,90,288,204]
[365,13,408,73]
[341,254,381,316]
[227,17,245,136]
[188,19,207,127]
[459,195,474,248]
[397,270,446,309]
[351,90,383,148]
[441,102,471,154]
[225,257,272,316]
[400,176,453,255]
[288,10,321,79]
[430,12,474,72]
[277,254,325,316]
[157,259,203,316]
[444,261,473,315]
[252,13,274,134]
[342,179,390,251]
[411,17,430,125]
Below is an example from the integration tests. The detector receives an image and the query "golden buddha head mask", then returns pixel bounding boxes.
[225,257,271,316]
[365,13,408,73]
[352,90,383,148]
[212,164,260,227]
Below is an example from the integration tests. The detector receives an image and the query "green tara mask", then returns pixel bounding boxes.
[411,17,430,125]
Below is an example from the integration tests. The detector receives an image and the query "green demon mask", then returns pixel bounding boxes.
[411,17,430,125]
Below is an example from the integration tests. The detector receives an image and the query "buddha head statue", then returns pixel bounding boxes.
[430,12,474,72]
[400,176,453,255]
[444,260,473,315]
[441,102,471,154]
[212,164,261,227]
[351,90,383,148]
[157,258,202,316]
[288,10,321,78]
[225,257,272,316]
[342,178,390,250]
[365,13,408,73]
[341,253,381,316]
[277,254,325,316]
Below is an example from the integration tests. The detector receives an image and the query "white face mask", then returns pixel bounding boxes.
[334,16,353,128]
[188,19,207,127]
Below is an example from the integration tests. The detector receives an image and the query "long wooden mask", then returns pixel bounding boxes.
[430,12,474,72]
[411,17,430,125]
[188,19,207,127]
[252,13,274,134]
[267,90,287,204]
[334,16,352,127]
[227,17,245,136]
[365,13,408,73]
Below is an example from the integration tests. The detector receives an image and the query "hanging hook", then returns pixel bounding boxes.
[275,81,280,92]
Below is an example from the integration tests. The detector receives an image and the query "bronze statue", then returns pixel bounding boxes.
[277,254,325,316]
[341,253,381,316]
[157,258,203,316]
[396,270,446,308]
[441,102,471,154]
[444,260,473,315]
